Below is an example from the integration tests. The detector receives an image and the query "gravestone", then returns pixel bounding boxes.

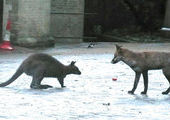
[51,0,84,42]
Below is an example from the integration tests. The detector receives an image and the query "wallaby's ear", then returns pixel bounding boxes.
[71,61,76,66]
[115,44,122,50]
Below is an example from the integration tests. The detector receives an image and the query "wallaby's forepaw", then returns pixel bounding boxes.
[62,86,66,88]
[128,91,134,94]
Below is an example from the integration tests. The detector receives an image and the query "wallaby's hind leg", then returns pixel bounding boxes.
[162,68,170,95]
[39,85,52,89]
[30,76,52,89]
[30,68,52,89]
[141,71,148,94]
[30,75,43,89]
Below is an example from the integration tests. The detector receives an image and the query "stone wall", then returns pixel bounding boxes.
[2,0,10,39]
[0,0,3,41]
[51,0,84,42]
[9,0,84,46]
[11,0,52,47]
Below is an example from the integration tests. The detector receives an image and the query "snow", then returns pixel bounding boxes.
[161,27,170,31]
[0,53,170,120]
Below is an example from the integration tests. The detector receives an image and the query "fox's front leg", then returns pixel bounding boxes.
[141,71,148,94]
[128,72,141,94]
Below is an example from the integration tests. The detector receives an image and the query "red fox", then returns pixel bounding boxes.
[111,45,170,95]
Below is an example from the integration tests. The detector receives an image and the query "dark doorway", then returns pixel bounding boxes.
[84,0,122,42]
[0,0,3,42]
[84,0,105,42]
[83,0,137,42]
[84,0,166,42]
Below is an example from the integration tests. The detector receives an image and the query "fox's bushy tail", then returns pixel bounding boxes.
[0,66,23,87]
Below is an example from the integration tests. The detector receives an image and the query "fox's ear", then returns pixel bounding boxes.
[115,44,122,50]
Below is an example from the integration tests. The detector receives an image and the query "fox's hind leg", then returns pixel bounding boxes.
[162,67,170,94]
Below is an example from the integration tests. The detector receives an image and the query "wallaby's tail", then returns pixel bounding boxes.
[0,66,23,87]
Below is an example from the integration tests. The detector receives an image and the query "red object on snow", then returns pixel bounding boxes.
[112,78,117,81]
[0,19,14,51]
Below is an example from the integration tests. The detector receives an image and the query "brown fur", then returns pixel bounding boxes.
[111,45,170,95]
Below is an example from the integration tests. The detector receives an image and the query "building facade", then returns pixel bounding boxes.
[1,0,169,46]
[1,0,84,47]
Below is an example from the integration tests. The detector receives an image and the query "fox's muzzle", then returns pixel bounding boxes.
[111,57,120,64]
[111,58,117,64]
[75,70,81,75]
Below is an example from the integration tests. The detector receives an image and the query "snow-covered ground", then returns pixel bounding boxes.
[0,52,170,120]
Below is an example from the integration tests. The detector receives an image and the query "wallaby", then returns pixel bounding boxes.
[111,45,170,95]
[0,53,81,89]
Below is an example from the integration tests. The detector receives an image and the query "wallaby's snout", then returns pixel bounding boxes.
[72,67,81,75]
[74,66,81,75]
[77,70,81,75]
[70,61,81,75]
